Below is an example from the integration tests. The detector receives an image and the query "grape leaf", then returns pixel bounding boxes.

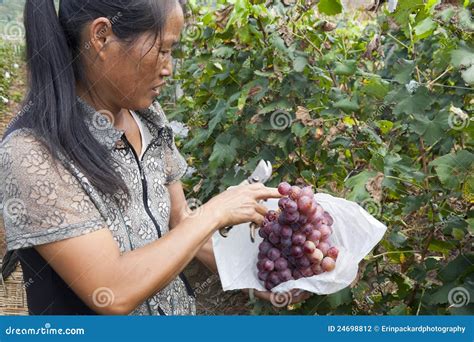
[428,240,455,255]
[333,97,360,113]
[392,0,427,29]
[334,60,357,76]
[439,254,474,282]
[318,0,342,15]
[345,170,378,202]
[411,109,450,145]
[361,78,390,99]
[212,46,235,59]
[293,56,308,72]
[429,150,474,189]
[414,17,437,40]
[326,287,352,308]
[207,100,229,136]
[426,282,457,305]
[393,86,435,116]
[392,59,415,84]
[467,218,474,235]
[451,47,474,85]
[209,138,238,170]
[388,303,409,315]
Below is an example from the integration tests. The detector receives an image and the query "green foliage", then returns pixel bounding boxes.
[0,42,19,114]
[162,0,473,315]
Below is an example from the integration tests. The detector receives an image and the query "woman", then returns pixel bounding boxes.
[0,0,309,315]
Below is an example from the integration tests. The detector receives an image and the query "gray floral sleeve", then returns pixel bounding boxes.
[152,102,188,185]
[0,130,106,251]
[164,137,188,185]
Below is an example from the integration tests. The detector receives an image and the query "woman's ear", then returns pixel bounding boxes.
[87,17,115,60]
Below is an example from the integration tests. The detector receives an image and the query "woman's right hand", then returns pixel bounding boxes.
[203,183,283,229]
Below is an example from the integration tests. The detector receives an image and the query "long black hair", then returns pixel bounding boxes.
[3,0,187,198]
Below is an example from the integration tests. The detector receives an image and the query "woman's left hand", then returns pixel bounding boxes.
[242,288,312,306]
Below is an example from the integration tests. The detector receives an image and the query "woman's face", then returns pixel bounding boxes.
[82,2,184,112]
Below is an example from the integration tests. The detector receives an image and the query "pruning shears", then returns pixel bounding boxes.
[219,160,273,243]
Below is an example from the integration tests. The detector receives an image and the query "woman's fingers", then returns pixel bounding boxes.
[251,214,265,227]
[254,187,283,201]
[255,203,269,217]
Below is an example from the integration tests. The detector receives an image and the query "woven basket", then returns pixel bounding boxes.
[0,261,28,315]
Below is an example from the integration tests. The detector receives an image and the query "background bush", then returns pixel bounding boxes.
[161,0,474,315]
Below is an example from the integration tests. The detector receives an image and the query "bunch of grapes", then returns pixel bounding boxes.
[256,182,339,290]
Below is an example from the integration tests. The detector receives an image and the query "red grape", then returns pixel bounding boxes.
[269,232,280,245]
[290,223,300,231]
[258,228,268,239]
[291,233,306,246]
[268,271,281,284]
[274,257,288,271]
[287,256,297,266]
[278,212,288,225]
[262,222,273,236]
[292,269,304,280]
[290,245,304,258]
[297,196,313,213]
[280,237,292,248]
[308,248,324,263]
[259,241,272,254]
[285,199,298,213]
[280,225,293,238]
[320,236,330,244]
[303,240,316,254]
[321,257,336,272]
[296,255,311,268]
[307,229,321,243]
[318,241,330,256]
[300,266,314,277]
[278,268,292,282]
[289,186,302,200]
[301,186,314,198]
[301,223,313,235]
[267,247,281,261]
[278,182,292,196]
[266,210,278,222]
[271,222,282,236]
[278,197,290,210]
[311,263,324,275]
[322,211,334,225]
[313,220,323,230]
[297,214,308,225]
[327,247,339,260]
[319,225,332,239]
[263,259,275,272]
[285,211,300,224]
[258,271,269,281]
[308,206,324,224]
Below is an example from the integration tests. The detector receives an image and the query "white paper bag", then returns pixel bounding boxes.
[212,193,387,294]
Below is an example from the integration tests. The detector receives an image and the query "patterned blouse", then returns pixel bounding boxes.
[0,97,196,315]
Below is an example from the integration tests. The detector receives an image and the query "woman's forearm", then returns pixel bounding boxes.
[114,208,221,312]
[36,206,221,315]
